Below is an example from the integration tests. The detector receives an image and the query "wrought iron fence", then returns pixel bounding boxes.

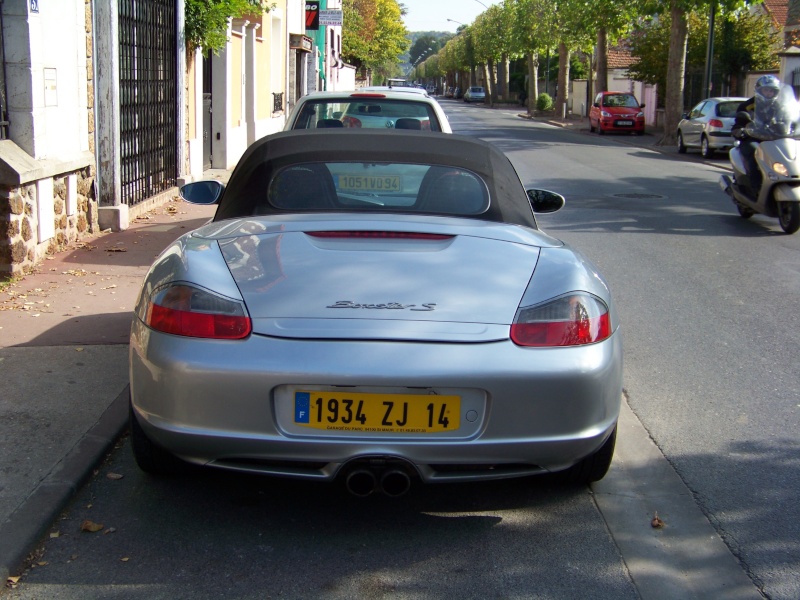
[0,10,8,141]
[118,0,178,205]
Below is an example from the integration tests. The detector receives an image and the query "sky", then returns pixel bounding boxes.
[400,0,502,33]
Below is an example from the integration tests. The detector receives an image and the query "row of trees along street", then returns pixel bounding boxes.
[355,0,779,147]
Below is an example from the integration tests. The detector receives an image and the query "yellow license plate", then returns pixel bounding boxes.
[294,391,460,433]
[337,174,401,193]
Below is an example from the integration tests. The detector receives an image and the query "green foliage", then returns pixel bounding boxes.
[537,93,553,111]
[629,8,779,99]
[409,35,443,65]
[342,0,409,73]
[185,0,272,55]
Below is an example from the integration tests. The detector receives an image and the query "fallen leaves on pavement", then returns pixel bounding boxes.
[651,512,665,528]
[80,520,104,533]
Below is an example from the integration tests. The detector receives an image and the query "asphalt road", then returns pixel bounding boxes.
[445,101,800,600]
[4,102,796,599]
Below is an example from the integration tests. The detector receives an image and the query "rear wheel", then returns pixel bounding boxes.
[736,203,755,219]
[677,131,687,153]
[701,136,715,158]
[778,201,800,234]
[556,426,617,484]
[130,403,188,475]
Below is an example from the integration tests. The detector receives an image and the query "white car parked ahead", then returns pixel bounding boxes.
[285,90,452,133]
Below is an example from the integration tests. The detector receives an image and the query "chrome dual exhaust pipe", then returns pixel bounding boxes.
[344,467,412,497]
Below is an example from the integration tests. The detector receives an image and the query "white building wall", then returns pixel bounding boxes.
[3,0,88,160]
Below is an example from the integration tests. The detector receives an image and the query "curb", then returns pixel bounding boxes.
[0,385,130,583]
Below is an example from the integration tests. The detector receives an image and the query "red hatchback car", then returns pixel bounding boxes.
[589,91,645,135]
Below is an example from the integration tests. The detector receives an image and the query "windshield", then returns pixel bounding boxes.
[291,99,440,131]
[603,94,639,108]
[265,162,489,216]
[747,82,800,141]
[715,101,740,118]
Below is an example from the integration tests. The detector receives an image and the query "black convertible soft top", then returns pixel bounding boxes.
[214,129,538,229]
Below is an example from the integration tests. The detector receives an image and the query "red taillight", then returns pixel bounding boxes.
[306,231,452,240]
[511,293,611,347]
[709,119,724,128]
[342,116,362,128]
[349,93,387,98]
[144,284,251,339]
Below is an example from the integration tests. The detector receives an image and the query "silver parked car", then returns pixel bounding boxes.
[130,130,622,496]
[677,97,748,158]
[284,90,452,132]
[463,86,486,103]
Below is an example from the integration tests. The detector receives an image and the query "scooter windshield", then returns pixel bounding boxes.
[746,83,800,141]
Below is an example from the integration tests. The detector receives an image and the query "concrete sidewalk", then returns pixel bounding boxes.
[0,171,226,583]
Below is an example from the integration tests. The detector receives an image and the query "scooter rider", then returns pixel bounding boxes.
[732,75,781,196]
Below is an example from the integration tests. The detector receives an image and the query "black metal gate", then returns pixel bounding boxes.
[0,8,8,141]
[118,0,178,206]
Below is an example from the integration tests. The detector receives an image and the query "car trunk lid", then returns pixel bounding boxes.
[208,217,546,342]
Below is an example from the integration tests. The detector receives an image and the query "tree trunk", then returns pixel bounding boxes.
[484,62,494,108]
[527,52,539,114]
[499,53,509,101]
[596,28,608,93]
[557,42,570,119]
[659,1,688,146]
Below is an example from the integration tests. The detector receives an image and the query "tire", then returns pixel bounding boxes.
[700,136,715,159]
[778,201,800,234]
[130,403,188,475]
[677,131,687,154]
[556,426,617,484]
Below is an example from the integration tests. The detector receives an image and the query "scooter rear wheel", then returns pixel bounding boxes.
[777,201,800,234]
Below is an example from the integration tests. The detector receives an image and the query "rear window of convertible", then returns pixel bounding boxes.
[265,163,490,216]
[293,99,440,131]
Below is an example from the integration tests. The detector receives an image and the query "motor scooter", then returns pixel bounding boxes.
[719,83,800,234]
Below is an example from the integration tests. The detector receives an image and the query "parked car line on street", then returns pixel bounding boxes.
[464,86,486,103]
[589,91,646,135]
[284,90,452,133]
[677,97,749,158]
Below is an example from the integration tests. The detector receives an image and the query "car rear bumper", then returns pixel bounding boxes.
[707,131,735,149]
[130,319,623,482]
[599,118,645,132]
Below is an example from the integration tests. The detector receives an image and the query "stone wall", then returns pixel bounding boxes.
[0,168,98,276]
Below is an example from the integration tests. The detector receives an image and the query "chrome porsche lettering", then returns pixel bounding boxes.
[411,303,436,312]
[327,300,436,311]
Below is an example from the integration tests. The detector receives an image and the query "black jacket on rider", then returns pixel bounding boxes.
[732,97,755,138]
[732,96,761,194]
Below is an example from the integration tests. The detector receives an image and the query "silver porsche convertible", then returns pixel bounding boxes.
[130,130,622,497]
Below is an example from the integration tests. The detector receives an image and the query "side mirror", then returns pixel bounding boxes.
[527,189,565,214]
[640,103,646,109]
[682,112,689,119]
[180,180,225,205]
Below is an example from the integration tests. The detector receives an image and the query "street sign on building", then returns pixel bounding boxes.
[319,10,343,27]
[305,2,320,30]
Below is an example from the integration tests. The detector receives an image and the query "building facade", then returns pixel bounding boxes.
[1,0,331,275]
